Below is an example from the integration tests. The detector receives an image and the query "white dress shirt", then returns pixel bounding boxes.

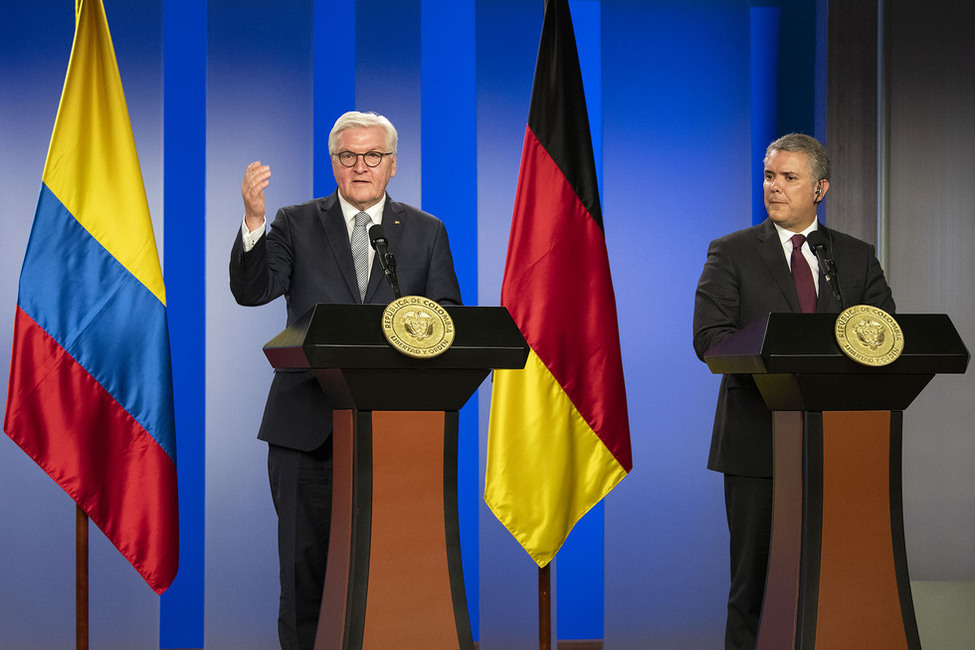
[773,221,820,295]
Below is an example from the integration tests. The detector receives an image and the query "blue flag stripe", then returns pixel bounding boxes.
[17,184,176,462]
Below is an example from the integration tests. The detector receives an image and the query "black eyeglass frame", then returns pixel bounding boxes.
[334,151,394,168]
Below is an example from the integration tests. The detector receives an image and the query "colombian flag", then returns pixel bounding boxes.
[3,0,178,594]
[485,0,632,567]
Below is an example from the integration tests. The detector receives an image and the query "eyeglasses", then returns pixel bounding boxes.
[335,151,394,168]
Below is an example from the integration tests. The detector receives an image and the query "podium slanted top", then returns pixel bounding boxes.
[703,312,968,411]
[704,312,969,376]
[264,304,529,371]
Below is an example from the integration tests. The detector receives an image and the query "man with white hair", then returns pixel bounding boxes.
[231,111,462,649]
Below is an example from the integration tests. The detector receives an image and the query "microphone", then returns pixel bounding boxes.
[806,229,844,308]
[368,224,401,299]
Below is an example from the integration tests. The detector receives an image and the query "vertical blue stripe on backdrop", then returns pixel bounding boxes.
[161,0,206,646]
[314,0,356,199]
[556,0,604,642]
[420,0,479,639]
[355,0,422,206]
[750,7,779,225]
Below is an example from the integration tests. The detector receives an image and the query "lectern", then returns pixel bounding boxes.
[705,313,969,649]
[264,304,528,650]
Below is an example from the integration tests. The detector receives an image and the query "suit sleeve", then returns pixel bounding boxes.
[229,206,295,307]
[693,237,742,361]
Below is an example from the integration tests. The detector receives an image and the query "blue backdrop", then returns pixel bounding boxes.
[1,1,822,647]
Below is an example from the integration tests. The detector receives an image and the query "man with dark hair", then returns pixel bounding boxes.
[692,133,895,649]
[231,111,462,649]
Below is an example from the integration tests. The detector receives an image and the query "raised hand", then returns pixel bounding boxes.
[241,161,271,232]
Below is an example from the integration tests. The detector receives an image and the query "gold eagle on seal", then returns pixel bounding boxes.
[402,310,434,341]
[853,318,886,350]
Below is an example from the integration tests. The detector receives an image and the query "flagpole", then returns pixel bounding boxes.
[539,564,551,650]
[76,505,88,650]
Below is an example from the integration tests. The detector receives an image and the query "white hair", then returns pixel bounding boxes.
[328,111,398,155]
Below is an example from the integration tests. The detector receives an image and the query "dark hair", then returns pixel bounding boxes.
[765,133,830,183]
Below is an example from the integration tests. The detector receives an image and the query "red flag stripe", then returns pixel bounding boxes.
[6,308,179,593]
[502,127,631,470]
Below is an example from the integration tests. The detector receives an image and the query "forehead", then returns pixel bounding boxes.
[765,149,811,175]
[336,126,388,151]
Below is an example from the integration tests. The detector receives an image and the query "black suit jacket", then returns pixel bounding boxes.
[230,191,463,451]
[692,219,895,477]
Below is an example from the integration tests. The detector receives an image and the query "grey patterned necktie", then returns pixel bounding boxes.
[351,211,372,301]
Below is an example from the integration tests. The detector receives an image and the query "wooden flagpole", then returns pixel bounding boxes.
[539,564,551,650]
[76,505,88,650]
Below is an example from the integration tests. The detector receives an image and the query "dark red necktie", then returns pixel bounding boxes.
[790,234,817,313]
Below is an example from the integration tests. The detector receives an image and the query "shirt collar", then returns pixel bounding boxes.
[774,220,818,246]
[338,193,386,228]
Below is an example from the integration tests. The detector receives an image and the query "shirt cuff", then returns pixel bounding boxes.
[241,216,266,252]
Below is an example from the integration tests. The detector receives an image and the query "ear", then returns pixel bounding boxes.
[814,179,830,203]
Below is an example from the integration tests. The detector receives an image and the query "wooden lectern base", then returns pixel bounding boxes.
[315,409,473,650]
[759,410,921,649]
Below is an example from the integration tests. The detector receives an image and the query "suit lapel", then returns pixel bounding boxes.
[318,193,361,301]
[362,196,405,302]
[756,219,802,312]
[381,198,406,252]
[814,222,841,313]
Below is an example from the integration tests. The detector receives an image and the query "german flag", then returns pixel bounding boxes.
[485,0,631,567]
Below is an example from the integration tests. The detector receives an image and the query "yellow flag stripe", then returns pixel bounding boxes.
[42,0,165,305]
[485,350,628,566]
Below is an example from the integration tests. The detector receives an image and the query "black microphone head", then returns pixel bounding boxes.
[368,223,387,248]
[806,229,828,251]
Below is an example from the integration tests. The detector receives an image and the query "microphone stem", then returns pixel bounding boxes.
[815,251,842,307]
[383,254,401,298]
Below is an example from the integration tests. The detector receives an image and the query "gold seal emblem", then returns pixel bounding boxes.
[834,305,904,366]
[381,295,455,358]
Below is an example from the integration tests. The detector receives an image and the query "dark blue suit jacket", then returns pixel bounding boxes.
[230,191,463,451]
[692,219,895,477]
